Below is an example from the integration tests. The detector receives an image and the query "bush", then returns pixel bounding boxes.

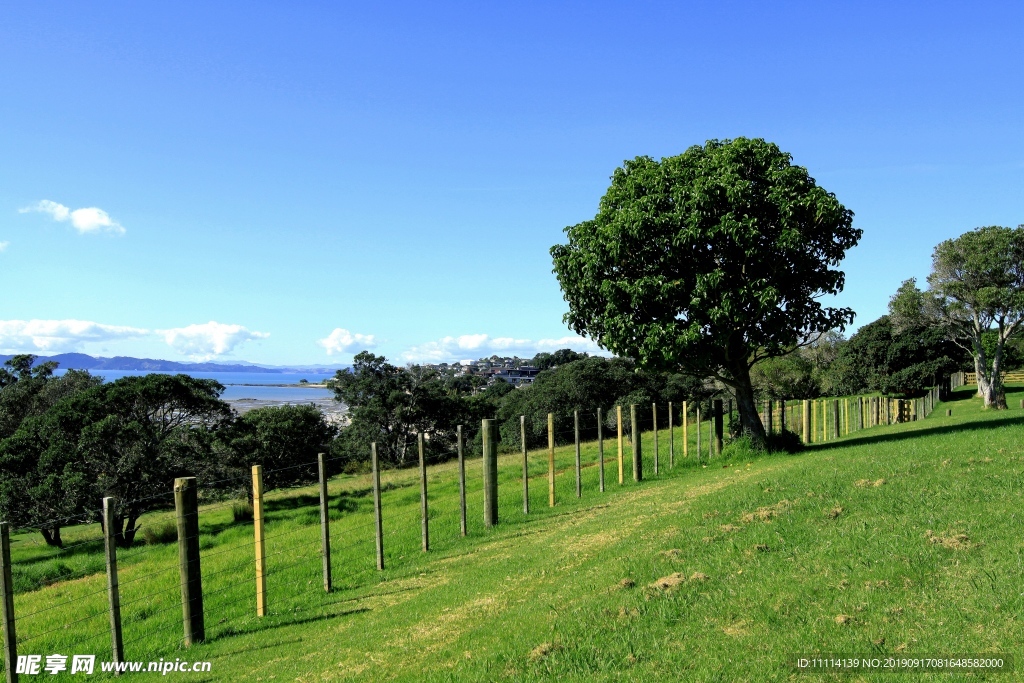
[721,429,804,460]
[720,435,760,461]
[765,429,804,454]
[232,502,254,522]
[142,519,178,545]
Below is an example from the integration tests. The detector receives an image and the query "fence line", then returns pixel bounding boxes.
[0,378,960,676]
[961,370,1024,385]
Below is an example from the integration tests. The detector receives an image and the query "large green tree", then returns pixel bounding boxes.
[551,138,861,443]
[0,374,233,547]
[226,404,338,491]
[330,352,464,466]
[915,226,1024,408]
[826,313,964,397]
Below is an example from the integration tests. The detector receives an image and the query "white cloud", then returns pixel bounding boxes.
[0,319,149,353]
[160,321,269,360]
[0,242,8,252]
[317,328,377,355]
[401,333,604,363]
[20,199,126,234]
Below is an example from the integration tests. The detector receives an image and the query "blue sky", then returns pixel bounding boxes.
[1,2,1021,365]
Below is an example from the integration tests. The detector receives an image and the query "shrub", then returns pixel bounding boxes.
[720,435,760,461]
[232,502,254,522]
[765,429,804,454]
[721,429,804,460]
[142,520,178,545]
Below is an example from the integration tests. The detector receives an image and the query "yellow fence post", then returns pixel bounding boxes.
[682,401,688,458]
[617,406,624,484]
[548,413,556,506]
[253,465,267,617]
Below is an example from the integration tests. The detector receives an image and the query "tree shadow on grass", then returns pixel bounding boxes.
[262,482,406,515]
[807,411,1024,453]
[12,535,112,571]
[209,605,371,647]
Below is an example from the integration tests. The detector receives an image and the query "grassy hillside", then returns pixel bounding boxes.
[7,386,1024,681]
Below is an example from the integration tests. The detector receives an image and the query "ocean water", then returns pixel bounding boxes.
[54,369,342,404]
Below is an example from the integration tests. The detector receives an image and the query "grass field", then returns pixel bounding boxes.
[6,386,1024,681]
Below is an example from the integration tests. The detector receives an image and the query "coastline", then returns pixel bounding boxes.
[225,395,347,425]
[223,382,330,388]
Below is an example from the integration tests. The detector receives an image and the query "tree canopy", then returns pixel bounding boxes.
[226,404,338,491]
[551,138,861,442]
[0,373,234,547]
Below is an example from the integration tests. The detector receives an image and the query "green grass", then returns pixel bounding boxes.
[6,386,1024,680]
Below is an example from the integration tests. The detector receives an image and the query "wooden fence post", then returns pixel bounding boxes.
[696,405,701,459]
[102,497,124,666]
[631,404,642,482]
[574,411,582,498]
[317,454,332,593]
[810,400,816,441]
[682,401,688,458]
[652,403,659,475]
[372,443,384,570]
[668,402,675,468]
[252,466,267,617]
[483,419,498,527]
[779,399,786,433]
[802,400,811,443]
[617,406,624,484]
[418,432,429,552]
[548,413,556,506]
[459,425,468,534]
[174,477,204,644]
[597,407,605,492]
[714,399,724,455]
[765,399,773,434]
[519,418,528,515]
[0,523,17,683]
[833,400,841,438]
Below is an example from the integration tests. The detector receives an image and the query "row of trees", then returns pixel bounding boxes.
[745,227,1024,409]
[747,302,974,401]
[0,356,337,548]
[1,345,713,549]
[328,351,719,467]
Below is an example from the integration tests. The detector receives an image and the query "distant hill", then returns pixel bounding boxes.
[0,353,348,374]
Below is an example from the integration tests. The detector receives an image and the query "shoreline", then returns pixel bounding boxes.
[226,395,347,425]
[223,382,330,388]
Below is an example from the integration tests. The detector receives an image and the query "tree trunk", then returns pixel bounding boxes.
[40,526,63,548]
[974,337,991,400]
[974,325,1008,409]
[985,332,1008,409]
[727,361,767,446]
[120,513,140,548]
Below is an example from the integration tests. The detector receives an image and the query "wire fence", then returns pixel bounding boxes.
[0,379,953,677]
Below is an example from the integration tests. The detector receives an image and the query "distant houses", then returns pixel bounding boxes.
[478,365,541,386]
[423,358,542,386]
